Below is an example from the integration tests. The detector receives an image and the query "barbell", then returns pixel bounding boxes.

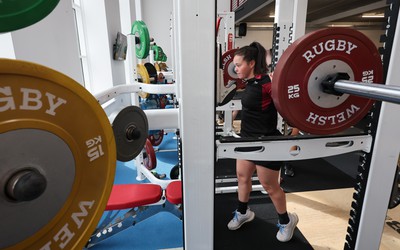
[272,27,386,135]
[223,27,394,135]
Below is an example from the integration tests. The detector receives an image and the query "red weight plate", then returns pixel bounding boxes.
[159,95,168,108]
[158,72,165,84]
[228,33,233,51]
[222,49,238,85]
[272,28,383,135]
[216,17,222,35]
[149,129,164,146]
[143,139,157,170]
[221,49,247,90]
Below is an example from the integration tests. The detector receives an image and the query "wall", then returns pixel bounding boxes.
[218,0,232,12]
[142,0,173,67]
[235,28,274,49]
[11,0,83,84]
[235,27,384,50]
[105,1,126,87]
[0,33,16,59]
[359,29,385,48]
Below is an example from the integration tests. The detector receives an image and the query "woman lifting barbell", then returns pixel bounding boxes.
[227,41,298,242]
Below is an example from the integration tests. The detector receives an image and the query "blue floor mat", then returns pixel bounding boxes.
[88,132,183,250]
[90,212,183,250]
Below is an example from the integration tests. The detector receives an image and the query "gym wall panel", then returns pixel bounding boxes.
[218,0,232,13]
[306,27,382,48]
[235,0,273,22]
[235,28,383,53]
[79,0,113,95]
[235,29,274,50]
[119,0,137,87]
[142,0,173,67]
[99,0,134,110]
[11,0,84,85]
[0,33,16,59]
[358,29,385,48]
[105,0,126,87]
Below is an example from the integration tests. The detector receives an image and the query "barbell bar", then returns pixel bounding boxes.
[322,76,400,105]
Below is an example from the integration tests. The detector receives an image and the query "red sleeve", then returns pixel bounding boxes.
[261,82,272,110]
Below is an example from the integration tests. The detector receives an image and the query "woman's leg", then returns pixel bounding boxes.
[236,159,256,202]
[256,165,298,242]
[255,165,286,213]
[227,159,256,230]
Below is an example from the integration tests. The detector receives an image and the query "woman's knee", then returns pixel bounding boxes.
[237,171,252,184]
[261,181,281,195]
[236,160,255,179]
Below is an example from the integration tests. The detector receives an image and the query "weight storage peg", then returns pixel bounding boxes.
[5,168,47,202]
[321,72,351,96]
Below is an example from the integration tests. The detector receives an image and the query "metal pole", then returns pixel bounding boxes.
[334,80,400,104]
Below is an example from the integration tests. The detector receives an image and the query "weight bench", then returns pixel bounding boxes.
[86,180,182,248]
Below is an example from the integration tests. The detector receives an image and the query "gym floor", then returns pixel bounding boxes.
[88,132,400,250]
[88,132,183,250]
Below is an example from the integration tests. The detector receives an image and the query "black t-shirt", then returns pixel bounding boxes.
[240,74,279,137]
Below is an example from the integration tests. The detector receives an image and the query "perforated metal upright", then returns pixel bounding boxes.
[216,12,235,54]
[353,11,400,250]
[173,0,215,249]
[273,0,307,131]
[273,0,294,58]
[171,1,400,249]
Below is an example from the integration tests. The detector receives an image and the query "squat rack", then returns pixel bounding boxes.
[175,1,400,250]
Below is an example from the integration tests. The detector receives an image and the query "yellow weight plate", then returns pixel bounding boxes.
[154,62,161,72]
[137,63,150,99]
[0,59,116,250]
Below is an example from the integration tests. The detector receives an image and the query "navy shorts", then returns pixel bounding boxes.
[238,129,283,171]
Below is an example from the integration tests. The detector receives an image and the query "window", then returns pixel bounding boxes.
[72,0,92,91]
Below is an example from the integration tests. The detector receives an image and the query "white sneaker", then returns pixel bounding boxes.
[227,208,255,230]
[276,212,299,242]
